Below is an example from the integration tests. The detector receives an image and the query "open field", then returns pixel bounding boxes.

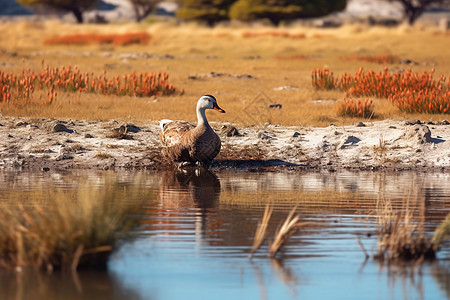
[1,20,450,126]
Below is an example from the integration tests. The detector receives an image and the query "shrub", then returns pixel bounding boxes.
[312,67,450,114]
[311,68,337,90]
[335,98,374,118]
[0,65,184,107]
[176,0,236,26]
[230,0,347,25]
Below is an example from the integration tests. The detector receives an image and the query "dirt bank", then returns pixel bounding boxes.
[0,115,449,172]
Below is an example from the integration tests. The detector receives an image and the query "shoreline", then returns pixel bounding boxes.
[0,115,449,173]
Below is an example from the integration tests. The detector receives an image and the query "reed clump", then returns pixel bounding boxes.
[375,208,437,261]
[362,195,441,262]
[0,186,141,271]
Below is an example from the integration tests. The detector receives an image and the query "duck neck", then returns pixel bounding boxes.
[196,106,210,128]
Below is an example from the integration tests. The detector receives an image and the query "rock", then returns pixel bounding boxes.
[124,124,141,133]
[405,120,422,125]
[338,135,361,149]
[273,86,299,91]
[15,121,29,127]
[109,125,133,139]
[355,122,366,127]
[85,133,94,138]
[439,120,449,125]
[257,131,275,140]
[221,125,240,137]
[269,104,282,109]
[53,123,74,133]
[293,132,301,138]
[403,124,431,144]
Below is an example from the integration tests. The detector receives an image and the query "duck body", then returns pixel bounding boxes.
[160,95,225,166]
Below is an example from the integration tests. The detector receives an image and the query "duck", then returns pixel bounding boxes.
[160,95,226,167]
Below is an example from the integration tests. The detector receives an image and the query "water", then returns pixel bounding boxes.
[1,169,450,300]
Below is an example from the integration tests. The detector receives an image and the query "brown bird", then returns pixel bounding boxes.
[160,95,226,167]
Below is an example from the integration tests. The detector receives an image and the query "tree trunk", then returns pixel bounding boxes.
[72,7,84,23]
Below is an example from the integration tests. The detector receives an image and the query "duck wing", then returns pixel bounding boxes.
[160,120,195,147]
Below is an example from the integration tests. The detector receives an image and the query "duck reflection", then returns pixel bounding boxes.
[146,168,223,239]
[159,167,220,210]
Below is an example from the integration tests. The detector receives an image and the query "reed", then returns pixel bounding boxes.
[249,205,312,259]
[249,204,273,258]
[0,186,141,271]
[432,213,450,245]
[373,195,437,261]
[268,206,302,258]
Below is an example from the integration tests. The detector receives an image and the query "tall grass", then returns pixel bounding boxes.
[0,186,142,271]
[372,194,437,261]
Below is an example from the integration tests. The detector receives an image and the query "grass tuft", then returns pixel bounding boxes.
[0,186,141,271]
[370,194,438,262]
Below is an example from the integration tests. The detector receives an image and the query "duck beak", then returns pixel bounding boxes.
[213,102,226,113]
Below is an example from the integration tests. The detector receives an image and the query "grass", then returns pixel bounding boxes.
[0,185,142,271]
[0,21,449,125]
[357,193,440,262]
[249,204,314,259]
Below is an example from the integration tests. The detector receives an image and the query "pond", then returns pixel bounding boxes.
[0,169,450,300]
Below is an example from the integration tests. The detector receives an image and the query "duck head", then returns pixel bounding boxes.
[197,95,226,113]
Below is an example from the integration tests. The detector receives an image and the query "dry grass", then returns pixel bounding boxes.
[0,21,449,125]
[268,206,302,258]
[249,204,314,258]
[373,194,437,261]
[249,204,273,258]
[0,184,142,271]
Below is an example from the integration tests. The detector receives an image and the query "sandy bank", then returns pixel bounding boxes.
[0,115,449,172]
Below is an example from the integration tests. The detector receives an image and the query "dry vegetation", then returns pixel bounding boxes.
[0,183,144,271]
[1,20,450,126]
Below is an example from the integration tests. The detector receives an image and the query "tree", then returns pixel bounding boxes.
[229,0,347,25]
[176,0,237,26]
[129,0,160,22]
[388,0,450,24]
[16,0,98,23]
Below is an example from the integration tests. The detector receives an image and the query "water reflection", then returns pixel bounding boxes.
[0,270,140,300]
[1,170,450,300]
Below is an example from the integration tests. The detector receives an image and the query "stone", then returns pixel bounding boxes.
[221,125,240,137]
[53,123,73,133]
[338,135,361,149]
[403,124,431,144]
